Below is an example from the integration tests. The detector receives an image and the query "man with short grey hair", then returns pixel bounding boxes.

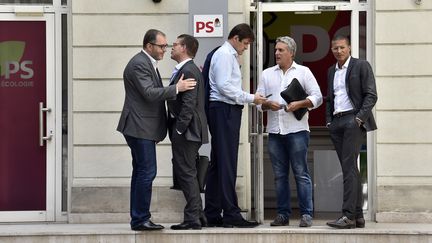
[257,36,322,227]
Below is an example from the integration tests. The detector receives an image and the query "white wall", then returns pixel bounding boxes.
[375,0,432,223]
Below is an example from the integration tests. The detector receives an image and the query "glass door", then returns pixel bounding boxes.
[0,12,56,222]
[250,1,373,223]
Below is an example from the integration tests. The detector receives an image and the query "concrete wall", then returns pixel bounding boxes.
[70,0,252,223]
[374,0,432,223]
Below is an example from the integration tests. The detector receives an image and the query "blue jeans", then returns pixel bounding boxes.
[124,135,157,227]
[268,131,313,217]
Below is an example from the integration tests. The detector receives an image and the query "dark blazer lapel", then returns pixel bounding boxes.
[345,57,357,93]
[172,60,194,85]
[329,64,336,91]
[328,64,336,103]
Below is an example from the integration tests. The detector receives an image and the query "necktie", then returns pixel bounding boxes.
[170,67,179,84]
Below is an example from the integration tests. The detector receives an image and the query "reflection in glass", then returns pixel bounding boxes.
[359,11,367,60]
[61,13,68,212]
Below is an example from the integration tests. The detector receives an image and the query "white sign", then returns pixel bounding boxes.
[193,15,223,37]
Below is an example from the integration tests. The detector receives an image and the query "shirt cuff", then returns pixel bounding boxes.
[306,95,318,109]
[246,93,255,104]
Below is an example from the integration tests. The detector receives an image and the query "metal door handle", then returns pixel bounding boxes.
[39,102,52,146]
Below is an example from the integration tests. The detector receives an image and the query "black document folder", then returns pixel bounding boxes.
[280,78,308,120]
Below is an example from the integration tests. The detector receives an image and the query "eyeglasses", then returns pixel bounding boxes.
[150,42,169,50]
[172,42,184,47]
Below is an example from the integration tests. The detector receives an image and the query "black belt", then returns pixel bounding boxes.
[333,110,355,118]
[209,101,244,109]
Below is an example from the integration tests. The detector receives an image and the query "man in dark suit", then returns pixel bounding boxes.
[167,34,209,230]
[117,29,196,231]
[325,35,377,229]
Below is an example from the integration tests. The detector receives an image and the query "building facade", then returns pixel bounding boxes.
[0,0,431,224]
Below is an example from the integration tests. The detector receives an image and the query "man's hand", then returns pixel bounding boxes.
[253,93,267,105]
[284,99,312,112]
[262,101,284,111]
[176,74,197,92]
[284,100,303,112]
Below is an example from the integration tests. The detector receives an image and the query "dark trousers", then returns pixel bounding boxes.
[205,101,243,222]
[171,130,203,223]
[329,114,365,220]
[124,135,157,227]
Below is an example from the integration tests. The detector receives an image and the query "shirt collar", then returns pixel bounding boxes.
[142,49,157,69]
[224,41,238,56]
[336,56,351,70]
[275,61,298,73]
[175,58,192,70]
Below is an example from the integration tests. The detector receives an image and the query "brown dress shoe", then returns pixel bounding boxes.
[326,216,356,229]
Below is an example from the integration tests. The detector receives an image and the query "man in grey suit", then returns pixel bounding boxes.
[325,35,377,229]
[117,29,196,231]
[167,34,209,230]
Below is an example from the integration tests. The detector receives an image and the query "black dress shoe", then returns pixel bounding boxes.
[356,218,365,228]
[131,220,164,231]
[207,217,223,227]
[326,216,356,229]
[171,221,201,230]
[223,218,259,228]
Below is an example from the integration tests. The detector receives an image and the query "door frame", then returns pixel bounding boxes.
[0,3,65,222]
[250,0,375,223]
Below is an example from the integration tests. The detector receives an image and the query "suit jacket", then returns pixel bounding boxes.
[326,57,378,131]
[117,51,177,142]
[167,60,209,143]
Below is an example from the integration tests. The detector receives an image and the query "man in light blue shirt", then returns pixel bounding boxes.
[204,23,266,228]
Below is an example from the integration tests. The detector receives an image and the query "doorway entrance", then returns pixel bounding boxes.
[0,2,67,222]
[249,1,374,223]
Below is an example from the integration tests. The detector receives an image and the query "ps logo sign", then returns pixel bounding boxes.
[193,15,223,37]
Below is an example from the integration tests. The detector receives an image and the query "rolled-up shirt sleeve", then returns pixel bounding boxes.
[303,69,323,110]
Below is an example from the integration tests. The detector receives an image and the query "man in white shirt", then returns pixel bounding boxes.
[256,36,322,227]
[204,23,266,228]
[325,35,377,229]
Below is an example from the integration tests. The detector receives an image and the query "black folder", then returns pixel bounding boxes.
[280,78,308,120]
